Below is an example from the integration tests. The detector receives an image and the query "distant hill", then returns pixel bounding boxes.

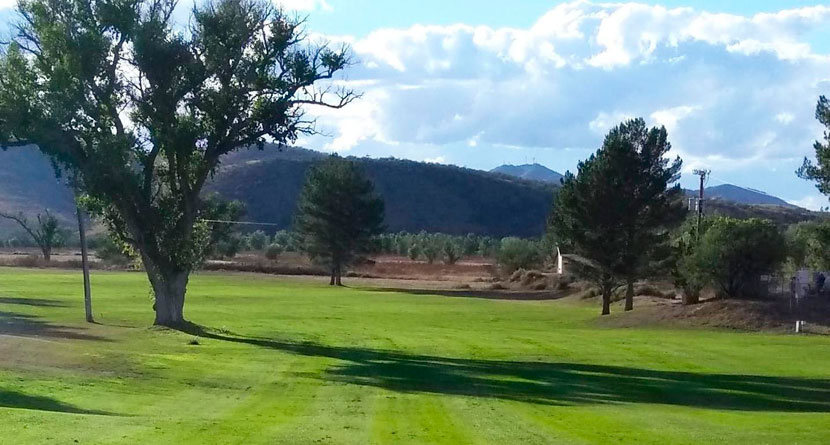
[0,147,77,236]
[698,184,794,207]
[0,145,821,239]
[491,163,564,184]
[682,184,795,208]
[210,147,555,237]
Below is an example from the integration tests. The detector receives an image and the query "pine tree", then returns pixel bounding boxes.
[294,155,385,285]
[549,118,685,315]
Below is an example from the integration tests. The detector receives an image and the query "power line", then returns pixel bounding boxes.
[202,219,283,227]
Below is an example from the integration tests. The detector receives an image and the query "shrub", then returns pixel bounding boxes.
[406,243,421,261]
[681,217,785,299]
[265,243,284,261]
[247,230,269,251]
[442,238,463,265]
[95,234,134,266]
[497,237,541,273]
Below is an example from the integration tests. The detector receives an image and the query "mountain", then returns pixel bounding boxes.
[210,148,555,237]
[491,163,564,184]
[700,184,794,207]
[0,147,77,236]
[683,184,795,208]
[0,145,820,240]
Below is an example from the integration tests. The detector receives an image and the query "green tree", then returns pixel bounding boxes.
[247,230,269,251]
[440,235,463,265]
[497,237,541,273]
[549,119,684,315]
[0,0,354,326]
[294,155,385,286]
[0,210,65,261]
[682,217,785,299]
[798,95,830,197]
[611,119,686,311]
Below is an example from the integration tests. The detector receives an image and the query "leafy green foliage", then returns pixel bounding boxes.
[798,96,830,199]
[681,217,786,299]
[549,118,685,314]
[497,237,542,273]
[265,243,284,261]
[0,0,353,325]
[785,221,830,271]
[294,155,385,281]
[0,210,66,261]
[246,230,270,251]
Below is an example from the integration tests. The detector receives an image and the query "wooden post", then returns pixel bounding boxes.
[77,204,93,323]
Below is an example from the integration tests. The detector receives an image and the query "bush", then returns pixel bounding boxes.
[95,235,134,266]
[407,244,421,261]
[497,237,541,273]
[247,230,269,251]
[441,238,462,265]
[681,217,785,299]
[213,235,243,259]
[421,238,441,264]
[265,243,284,261]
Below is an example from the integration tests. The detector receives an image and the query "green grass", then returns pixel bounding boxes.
[1,267,829,444]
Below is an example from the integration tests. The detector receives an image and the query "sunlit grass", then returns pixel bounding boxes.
[1,268,829,444]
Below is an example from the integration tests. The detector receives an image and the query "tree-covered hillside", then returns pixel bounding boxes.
[209,149,556,237]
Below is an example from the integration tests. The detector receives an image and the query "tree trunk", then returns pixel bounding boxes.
[143,256,189,327]
[682,288,699,305]
[77,205,93,323]
[624,280,634,312]
[601,287,611,315]
[41,246,51,262]
[330,267,336,286]
[335,264,343,286]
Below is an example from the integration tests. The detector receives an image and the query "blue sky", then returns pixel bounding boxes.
[2,1,830,208]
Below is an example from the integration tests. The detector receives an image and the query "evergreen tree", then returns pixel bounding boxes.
[799,96,830,198]
[294,156,385,285]
[549,118,685,315]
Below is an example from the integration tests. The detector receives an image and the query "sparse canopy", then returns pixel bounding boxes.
[0,210,64,261]
[550,118,685,315]
[0,0,355,326]
[294,155,385,285]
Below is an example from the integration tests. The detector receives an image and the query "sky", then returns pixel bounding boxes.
[2,1,830,208]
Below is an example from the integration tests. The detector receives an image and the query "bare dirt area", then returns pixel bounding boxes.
[597,295,830,334]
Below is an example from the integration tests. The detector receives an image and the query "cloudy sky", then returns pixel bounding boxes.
[2,0,830,208]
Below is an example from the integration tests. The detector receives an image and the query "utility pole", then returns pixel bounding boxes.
[693,169,709,242]
[76,203,93,323]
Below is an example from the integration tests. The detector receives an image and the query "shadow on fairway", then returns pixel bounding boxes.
[368,287,569,301]
[0,297,70,307]
[0,389,115,416]
[0,311,110,341]
[185,324,830,412]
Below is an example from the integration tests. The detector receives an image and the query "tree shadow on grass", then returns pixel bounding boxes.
[184,324,830,412]
[0,297,70,307]
[369,287,568,301]
[0,389,115,415]
[0,311,110,341]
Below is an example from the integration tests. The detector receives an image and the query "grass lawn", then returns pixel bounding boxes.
[1,268,829,444]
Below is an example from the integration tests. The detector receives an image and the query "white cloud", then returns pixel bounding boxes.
[0,0,14,10]
[791,194,828,211]
[295,1,830,200]
[275,0,332,12]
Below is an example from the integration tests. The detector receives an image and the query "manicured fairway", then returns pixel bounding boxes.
[1,268,829,444]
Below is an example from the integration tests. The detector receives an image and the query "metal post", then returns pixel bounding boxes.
[77,204,93,323]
